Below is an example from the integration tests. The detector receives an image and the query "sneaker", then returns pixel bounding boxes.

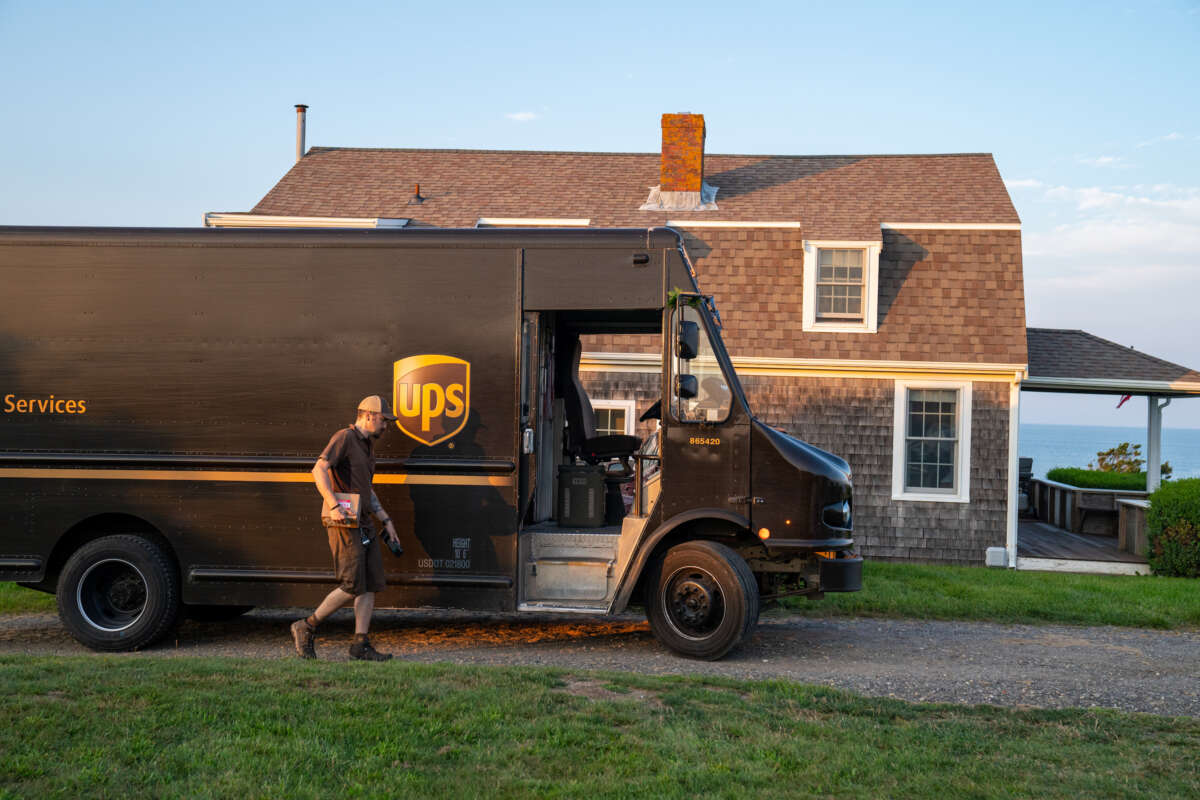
[291,619,316,660]
[349,638,393,662]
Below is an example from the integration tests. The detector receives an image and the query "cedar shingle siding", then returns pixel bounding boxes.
[742,377,1009,564]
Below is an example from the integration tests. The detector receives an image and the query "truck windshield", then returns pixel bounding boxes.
[672,302,742,424]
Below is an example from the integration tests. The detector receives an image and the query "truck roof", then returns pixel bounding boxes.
[0,225,685,251]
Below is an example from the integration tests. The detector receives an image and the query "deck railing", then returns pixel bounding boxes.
[1029,477,1149,539]
[1117,499,1151,558]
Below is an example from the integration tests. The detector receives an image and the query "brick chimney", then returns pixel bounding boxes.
[660,113,706,192]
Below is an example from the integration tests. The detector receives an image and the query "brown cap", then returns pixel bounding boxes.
[357,395,397,420]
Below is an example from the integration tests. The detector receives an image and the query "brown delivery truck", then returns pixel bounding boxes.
[0,226,860,659]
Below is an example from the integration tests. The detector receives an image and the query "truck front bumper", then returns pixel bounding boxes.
[817,553,863,592]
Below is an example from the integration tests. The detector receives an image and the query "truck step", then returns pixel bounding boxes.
[518,601,609,614]
[521,530,620,603]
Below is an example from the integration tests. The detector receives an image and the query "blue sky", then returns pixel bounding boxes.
[3,0,1199,428]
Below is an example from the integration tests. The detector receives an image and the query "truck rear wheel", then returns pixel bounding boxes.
[56,535,180,652]
[646,540,759,660]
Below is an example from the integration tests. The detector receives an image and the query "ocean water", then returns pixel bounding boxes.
[1018,424,1200,480]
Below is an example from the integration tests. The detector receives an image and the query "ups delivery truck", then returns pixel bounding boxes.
[0,226,860,659]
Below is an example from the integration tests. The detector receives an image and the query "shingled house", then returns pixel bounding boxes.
[208,112,1028,566]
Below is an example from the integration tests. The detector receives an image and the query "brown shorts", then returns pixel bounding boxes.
[326,526,386,596]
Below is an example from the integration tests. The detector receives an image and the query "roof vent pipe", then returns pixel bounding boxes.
[294,104,308,163]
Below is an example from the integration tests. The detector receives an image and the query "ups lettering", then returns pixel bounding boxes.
[396,381,466,431]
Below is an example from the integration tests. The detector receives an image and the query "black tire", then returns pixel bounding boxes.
[645,540,759,660]
[184,604,255,623]
[56,535,180,652]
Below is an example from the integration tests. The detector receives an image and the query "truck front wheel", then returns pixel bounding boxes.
[646,540,759,660]
[56,535,180,652]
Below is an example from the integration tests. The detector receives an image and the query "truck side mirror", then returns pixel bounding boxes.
[677,320,699,360]
[676,374,698,399]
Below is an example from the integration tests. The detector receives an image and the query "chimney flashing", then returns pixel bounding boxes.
[639,182,719,212]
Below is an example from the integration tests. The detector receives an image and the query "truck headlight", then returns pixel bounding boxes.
[822,499,852,530]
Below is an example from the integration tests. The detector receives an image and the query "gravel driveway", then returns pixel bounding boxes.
[2,608,1197,718]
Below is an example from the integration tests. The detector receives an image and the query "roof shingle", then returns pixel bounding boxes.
[251,148,1019,239]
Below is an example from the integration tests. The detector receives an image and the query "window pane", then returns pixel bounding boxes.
[671,305,733,423]
[938,415,955,438]
[819,250,833,266]
[907,465,922,488]
[908,414,924,437]
[938,464,954,488]
[593,408,628,437]
[922,465,938,488]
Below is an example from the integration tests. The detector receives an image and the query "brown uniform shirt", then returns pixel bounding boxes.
[319,426,382,517]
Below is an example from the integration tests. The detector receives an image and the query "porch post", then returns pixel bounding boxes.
[1146,395,1170,492]
[1006,375,1021,568]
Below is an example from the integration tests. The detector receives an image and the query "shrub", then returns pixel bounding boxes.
[1147,478,1200,578]
[1046,467,1146,491]
[1087,442,1172,479]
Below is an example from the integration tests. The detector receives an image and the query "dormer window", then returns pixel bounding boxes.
[816,249,865,321]
[801,240,882,333]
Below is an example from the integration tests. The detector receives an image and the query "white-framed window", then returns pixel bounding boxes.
[891,379,972,503]
[801,240,882,333]
[591,398,636,436]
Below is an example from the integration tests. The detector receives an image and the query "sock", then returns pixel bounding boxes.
[353,633,369,644]
[305,615,320,629]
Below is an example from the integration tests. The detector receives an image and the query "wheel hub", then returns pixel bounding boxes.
[665,568,725,638]
[77,558,148,633]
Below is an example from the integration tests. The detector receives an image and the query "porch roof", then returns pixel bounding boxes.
[1024,328,1200,397]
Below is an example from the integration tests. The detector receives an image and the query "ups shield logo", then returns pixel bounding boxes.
[393,355,470,446]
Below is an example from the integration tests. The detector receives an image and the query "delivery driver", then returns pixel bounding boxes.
[291,395,403,661]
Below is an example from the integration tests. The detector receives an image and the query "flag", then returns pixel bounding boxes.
[1116,394,1132,409]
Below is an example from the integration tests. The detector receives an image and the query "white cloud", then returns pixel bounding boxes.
[505,112,538,122]
[1076,155,1127,168]
[1005,178,1044,190]
[1136,132,1185,148]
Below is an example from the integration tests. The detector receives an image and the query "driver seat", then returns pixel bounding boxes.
[561,338,640,466]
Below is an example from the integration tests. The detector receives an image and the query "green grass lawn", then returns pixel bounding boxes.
[0,657,1196,799]
[785,561,1200,629]
[0,582,54,615]
[5,560,1199,629]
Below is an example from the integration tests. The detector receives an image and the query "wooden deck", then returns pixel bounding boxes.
[1017,520,1147,564]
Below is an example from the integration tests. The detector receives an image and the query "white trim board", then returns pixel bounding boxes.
[1015,557,1149,576]
[881,222,1022,231]
[203,214,410,228]
[580,351,1027,381]
[1022,377,1200,395]
[664,220,803,229]
[475,217,590,227]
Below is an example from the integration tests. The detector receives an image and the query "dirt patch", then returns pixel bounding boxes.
[998,632,1152,662]
[557,677,665,709]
